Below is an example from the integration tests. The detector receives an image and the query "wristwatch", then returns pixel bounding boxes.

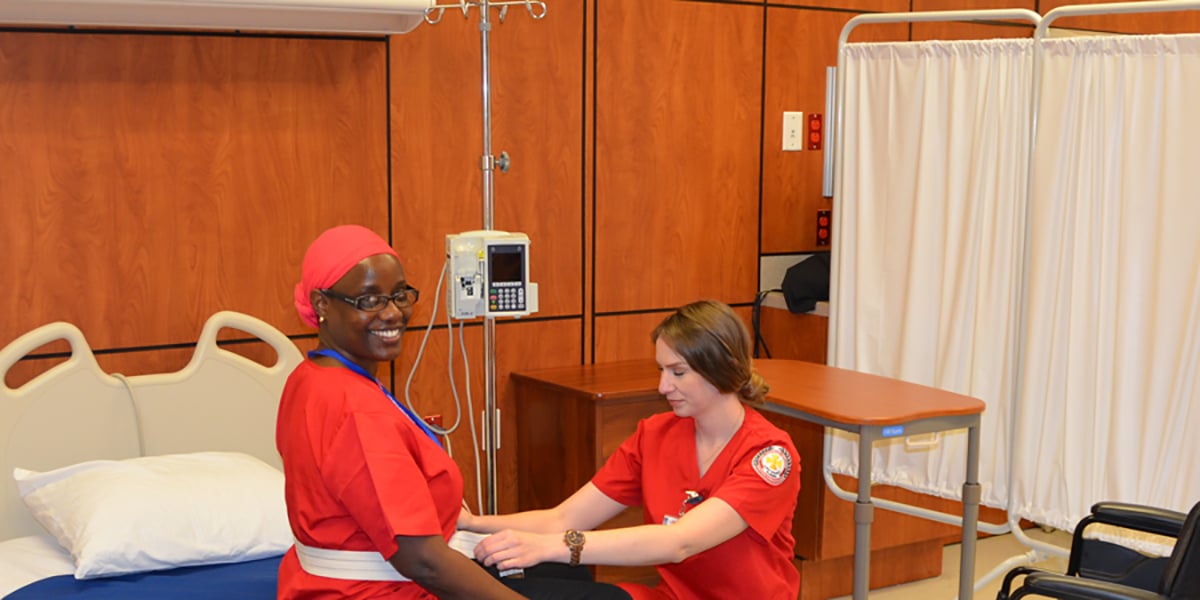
[563,529,586,566]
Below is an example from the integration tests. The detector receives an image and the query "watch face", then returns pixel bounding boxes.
[565,530,584,545]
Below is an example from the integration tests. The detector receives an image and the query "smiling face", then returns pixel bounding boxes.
[312,254,410,374]
[656,337,724,419]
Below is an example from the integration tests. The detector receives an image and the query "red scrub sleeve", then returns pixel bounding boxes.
[710,441,800,541]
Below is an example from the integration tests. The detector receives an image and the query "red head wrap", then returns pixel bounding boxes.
[293,225,400,328]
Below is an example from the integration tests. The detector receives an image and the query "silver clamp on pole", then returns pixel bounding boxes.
[478,152,511,173]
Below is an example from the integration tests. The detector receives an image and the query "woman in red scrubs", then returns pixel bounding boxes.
[462,300,802,600]
[276,224,523,600]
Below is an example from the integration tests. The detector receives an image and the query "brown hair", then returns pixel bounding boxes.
[651,299,769,405]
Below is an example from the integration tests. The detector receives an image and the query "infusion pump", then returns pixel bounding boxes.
[446,230,539,319]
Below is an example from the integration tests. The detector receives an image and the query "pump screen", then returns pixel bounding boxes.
[489,245,524,284]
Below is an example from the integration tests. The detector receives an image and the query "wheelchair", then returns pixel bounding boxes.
[998,500,1200,599]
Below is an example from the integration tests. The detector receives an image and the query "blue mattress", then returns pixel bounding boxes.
[5,555,280,599]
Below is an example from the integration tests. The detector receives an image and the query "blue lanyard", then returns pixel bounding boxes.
[307,348,443,448]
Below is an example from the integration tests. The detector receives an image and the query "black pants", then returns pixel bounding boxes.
[486,563,634,600]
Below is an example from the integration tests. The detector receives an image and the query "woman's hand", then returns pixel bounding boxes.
[473,529,560,571]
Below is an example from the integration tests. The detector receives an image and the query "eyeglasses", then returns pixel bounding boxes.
[320,286,420,312]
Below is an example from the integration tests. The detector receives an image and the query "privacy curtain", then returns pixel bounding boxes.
[829,39,1034,509]
[1012,34,1200,530]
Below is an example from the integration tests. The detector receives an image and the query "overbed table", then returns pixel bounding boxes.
[755,359,985,600]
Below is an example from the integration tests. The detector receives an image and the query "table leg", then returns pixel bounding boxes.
[854,434,874,600]
[958,422,982,600]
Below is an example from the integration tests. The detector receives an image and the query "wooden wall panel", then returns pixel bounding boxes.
[595,0,761,312]
[593,312,670,364]
[909,0,1038,40]
[489,5,586,321]
[762,7,832,255]
[593,306,755,364]
[1038,1,1200,34]
[390,4,584,324]
[0,32,389,350]
[772,0,908,10]
[761,9,906,255]
[394,318,582,514]
[912,21,1035,40]
[388,20,484,324]
[914,0,1035,9]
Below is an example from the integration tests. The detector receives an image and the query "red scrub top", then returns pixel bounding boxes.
[275,361,463,599]
[592,408,801,600]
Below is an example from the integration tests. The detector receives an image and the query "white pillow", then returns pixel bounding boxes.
[13,451,292,579]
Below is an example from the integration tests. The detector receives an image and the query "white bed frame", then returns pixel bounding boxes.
[0,311,303,542]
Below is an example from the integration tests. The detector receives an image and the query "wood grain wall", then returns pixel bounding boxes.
[2,0,1197,515]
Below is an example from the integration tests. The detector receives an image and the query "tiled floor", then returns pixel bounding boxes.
[830,528,1073,600]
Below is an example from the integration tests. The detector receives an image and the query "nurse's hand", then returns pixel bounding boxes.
[457,507,475,530]
[473,529,558,571]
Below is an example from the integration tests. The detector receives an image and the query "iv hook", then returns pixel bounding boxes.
[424,0,547,25]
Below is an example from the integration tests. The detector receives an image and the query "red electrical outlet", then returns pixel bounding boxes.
[808,113,823,150]
[423,414,443,428]
[816,210,831,246]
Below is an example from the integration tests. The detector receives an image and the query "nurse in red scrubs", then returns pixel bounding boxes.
[462,300,802,600]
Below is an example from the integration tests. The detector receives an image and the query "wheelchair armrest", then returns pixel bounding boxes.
[1017,573,1163,600]
[1089,502,1187,538]
[999,566,1048,600]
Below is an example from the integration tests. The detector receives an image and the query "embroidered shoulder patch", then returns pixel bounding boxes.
[751,445,792,486]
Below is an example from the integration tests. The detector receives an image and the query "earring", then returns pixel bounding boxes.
[318,315,325,324]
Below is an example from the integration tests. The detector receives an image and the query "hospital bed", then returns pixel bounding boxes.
[0,311,303,598]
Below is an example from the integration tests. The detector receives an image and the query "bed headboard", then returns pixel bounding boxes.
[0,311,303,541]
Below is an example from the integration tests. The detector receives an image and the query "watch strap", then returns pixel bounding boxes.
[563,529,585,566]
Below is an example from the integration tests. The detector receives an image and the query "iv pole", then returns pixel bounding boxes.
[424,0,546,515]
